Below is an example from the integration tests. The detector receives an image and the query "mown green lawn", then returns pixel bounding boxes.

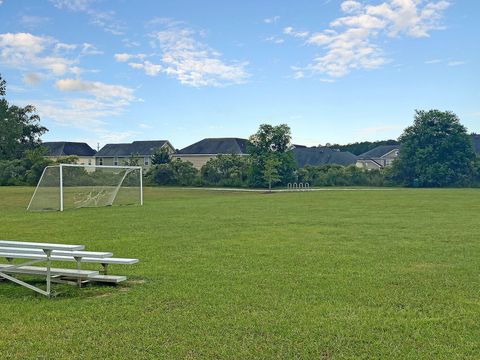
[0,186,479,359]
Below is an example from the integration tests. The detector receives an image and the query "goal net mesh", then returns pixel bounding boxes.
[27,165,142,211]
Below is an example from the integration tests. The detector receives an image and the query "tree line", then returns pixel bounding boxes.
[1,72,479,188]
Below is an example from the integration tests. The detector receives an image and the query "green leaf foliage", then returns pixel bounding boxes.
[391,110,475,187]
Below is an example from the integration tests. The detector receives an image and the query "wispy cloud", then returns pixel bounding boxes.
[23,72,43,86]
[0,32,76,76]
[424,58,466,66]
[55,78,135,102]
[448,60,466,66]
[0,32,102,77]
[114,53,146,62]
[118,22,250,87]
[20,15,51,29]
[286,0,451,78]
[265,36,284,44]
[33,77,137,139]
[50,0,125,35]
[283,26,309,38]
[264,16,280,24]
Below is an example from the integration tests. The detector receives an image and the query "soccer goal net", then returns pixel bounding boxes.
[27,164,143,211]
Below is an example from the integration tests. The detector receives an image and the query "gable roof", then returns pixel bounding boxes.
[471,134,480,154]
[96,140,169,157]
[358,145,399,159]
[177,138,248,155]
[42,142,96,157]
[293,147,358,167]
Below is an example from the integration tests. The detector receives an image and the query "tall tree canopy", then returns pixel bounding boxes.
[248,124,292,155]
[248,124,296,187]
[392,110,475,187]
[0,74,47,160]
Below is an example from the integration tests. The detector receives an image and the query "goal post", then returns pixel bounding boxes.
[27,164,143,211]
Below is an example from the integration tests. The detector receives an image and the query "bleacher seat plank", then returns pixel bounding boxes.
[89,275,127,283]
[0,240,84,251]
[0,264,99,278]
[0,247,112,258]
[0,252,137,264]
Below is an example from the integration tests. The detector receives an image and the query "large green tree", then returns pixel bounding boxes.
[0,74,47,160]
[248,123,296,187]
[392,110,475,187]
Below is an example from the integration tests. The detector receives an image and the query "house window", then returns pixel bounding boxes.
[144,157,149,166]
[114,157,118,166]
[99,158,103,165]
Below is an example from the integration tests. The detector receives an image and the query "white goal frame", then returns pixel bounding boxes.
[27,164,143,212]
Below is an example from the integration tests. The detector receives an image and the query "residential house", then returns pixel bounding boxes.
[356,145,400,170]
[175,138,249,169]
[42,141,96,165]
[95,140,175,169]
[293,146,358,167]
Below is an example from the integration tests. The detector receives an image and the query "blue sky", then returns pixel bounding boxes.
[0,0,478,149]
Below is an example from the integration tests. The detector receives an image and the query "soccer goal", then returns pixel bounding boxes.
[27,164,143,211]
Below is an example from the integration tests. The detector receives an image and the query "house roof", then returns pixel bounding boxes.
[96,140,169,157]
[42,142,96,157]
[471,134,480,154]
[293,147,358,167]
[177,138,249,155]
[358,145,399,159]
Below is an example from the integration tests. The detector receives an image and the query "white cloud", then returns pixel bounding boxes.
[20,15,51,29]
[425,58,442,64]
[55,42,77,52]
[286,0,450,78]
[264,16,280,24]
[120,25,249,87]
[283,26,309,38]
[50,0,92,11]
[448,60,465,66]
[81,43,102,55]
[32,77,137,137]
[265,36,284,44]
[154,27,249,87]
[114,53,146,62]
[128,61,162,76]
[341,1,363,14]
[0,32,77,76]
[23,72,43,86]
[50,0,125,35]
[55,78,135,102]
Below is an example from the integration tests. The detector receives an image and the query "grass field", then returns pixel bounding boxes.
[1,187,480,359]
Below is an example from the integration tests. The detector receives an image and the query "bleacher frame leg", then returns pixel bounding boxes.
[44,249,52,297]
[74,256,82,288]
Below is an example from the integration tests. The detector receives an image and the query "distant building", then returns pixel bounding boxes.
[42,142,96,165]
[292,147,357,167]
[356,145,400,170]
[175,138,249,169]
[95,140,175,169]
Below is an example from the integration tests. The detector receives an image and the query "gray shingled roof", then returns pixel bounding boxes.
[96,140,168,157]
[177,138,248,155]
[471,134,480,154]
[358,145,399,159]
[293,147,358,167]
[43,142,96,157]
